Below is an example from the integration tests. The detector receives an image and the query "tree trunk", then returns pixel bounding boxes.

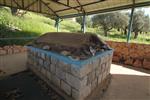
[123,26,127,36]
[104,29,108,37]
[11,8,18,15]
[124,29,127,35]
[134,32,138,39]
[117,28,120,32]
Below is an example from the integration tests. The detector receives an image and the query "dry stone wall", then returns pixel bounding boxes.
[27,46,113,100]
[106,41,150,70]
[0,45,26,55]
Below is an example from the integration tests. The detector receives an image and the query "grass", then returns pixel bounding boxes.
[0,7,149,45]
[100,29,150,44]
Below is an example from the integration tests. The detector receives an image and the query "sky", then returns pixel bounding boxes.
[120,7,150,16]
[141,7,150,16]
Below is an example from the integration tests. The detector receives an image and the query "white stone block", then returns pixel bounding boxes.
[50,63,56,74]
[51,74,61,87]
[56,67,66,80]
[61,80,71,96]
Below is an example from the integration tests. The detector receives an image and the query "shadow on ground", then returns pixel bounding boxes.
[0,71,64,100]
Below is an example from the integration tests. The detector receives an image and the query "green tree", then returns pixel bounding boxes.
[113,12,129,35]
[76,16,92,28]
[132,10,150,38]
[92,13,115,36]
[142,15,150,33]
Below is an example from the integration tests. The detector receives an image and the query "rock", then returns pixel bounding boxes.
[133,59,142,67]
[124,58,133,65]
[7,48,13,54]
[89,46,96,56]
[0,49,7,55]
[61,51,70,56]
[13,48,20,53]
[112,56,120,62]
[143,58,150,69]
[42,45,50,50]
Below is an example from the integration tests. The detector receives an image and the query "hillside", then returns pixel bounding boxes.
[0,7,149,45]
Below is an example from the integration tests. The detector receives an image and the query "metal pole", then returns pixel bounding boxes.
[55,17,60,32]
[127,7,134,43]
[81,15,86,33]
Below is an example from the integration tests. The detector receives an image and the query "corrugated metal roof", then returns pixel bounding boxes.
[0,0,150,19]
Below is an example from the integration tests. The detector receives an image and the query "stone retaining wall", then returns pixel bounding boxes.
[0,45,27,55]
[106,41,150,70]
[27,47,113,100]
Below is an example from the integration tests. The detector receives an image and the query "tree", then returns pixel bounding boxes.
[142,15,150,33]
[92,13,115,36]
[132,10,148,39]
[113,12,129,35]
[76,16,92,28]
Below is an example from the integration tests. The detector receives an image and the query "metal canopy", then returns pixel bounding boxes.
[0,0,150,19]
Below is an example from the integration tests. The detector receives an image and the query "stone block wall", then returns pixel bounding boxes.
[106,41,150,70]
[0,45,27,77]
[0,45,26,55]
[27,46,113,100]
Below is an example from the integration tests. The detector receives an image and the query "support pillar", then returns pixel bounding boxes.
[127,7,134,43]
[81,15,86,33]
[55,17,60,32]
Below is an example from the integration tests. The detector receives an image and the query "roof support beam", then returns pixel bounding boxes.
[127,7,134,43]
[60,1,150,19]
[56,0,105,13]
[24,0,38,10]
[67,0,69,6]
[22,0,24,8]
[3,0,6,5]
[40,0,60,18]
[50,0,80,12]
[55,17,60,32]
[127,0,135,43]
[12,0,22,8]
[76,0,85,13]
[81,14,86,33]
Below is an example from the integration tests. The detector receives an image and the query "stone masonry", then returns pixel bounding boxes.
[27,46,113,100]
[106,41,150,70]
[0,45,26,55]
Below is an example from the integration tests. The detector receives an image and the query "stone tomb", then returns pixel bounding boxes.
[27,46,113,100]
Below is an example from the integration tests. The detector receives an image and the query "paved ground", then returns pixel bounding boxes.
[0,53,27,77]
[0,63,150,100]
[101,64,150,100]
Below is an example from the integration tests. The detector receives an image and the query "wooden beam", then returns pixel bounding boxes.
[22,0,24,8]
[39,0,42,12]
[56,0,105,13]
[76,0,85,13]
[50,0,80,12]
[13,0,22,8]
[24,0,38,10]
[67,0,69,6]
[3,0,6,5]
[40,0,59,17]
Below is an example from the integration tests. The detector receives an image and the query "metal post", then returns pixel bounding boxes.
[127,7,134,43]
[55,17,60,32]
[81,15,86,33]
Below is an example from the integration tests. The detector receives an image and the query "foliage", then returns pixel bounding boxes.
[92,13,115,36]
[132,10,150,38]
[112,12,129,35]
[76,16,92,28]
[0,7,149,46]
[92,10,150,39]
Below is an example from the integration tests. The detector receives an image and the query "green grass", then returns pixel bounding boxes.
[0,7,149,45]
[98,29,150,44]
